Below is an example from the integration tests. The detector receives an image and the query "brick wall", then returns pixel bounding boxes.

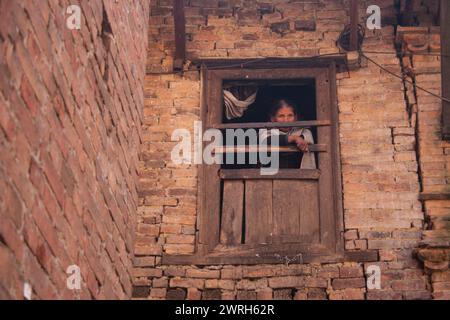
[0,0,149,299]
[134,0,437,300]
[1,0,444,301]
[398,25,450,300]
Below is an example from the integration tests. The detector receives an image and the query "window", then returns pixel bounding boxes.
[163,61,344,265]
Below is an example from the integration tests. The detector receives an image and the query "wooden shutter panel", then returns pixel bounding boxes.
[272,180,320,244]
[245,180,273,245]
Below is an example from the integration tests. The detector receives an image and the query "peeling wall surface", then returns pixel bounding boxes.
[135,0,450,300]
[0,1,149,299]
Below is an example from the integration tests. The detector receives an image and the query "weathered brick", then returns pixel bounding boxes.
[305,277,328,288]
[221,267,243,280]
[236,279,268,290]
[152,277,169,288]
[273,289,293,300]
[186,269,221,279]
[391,279,427,291]
[307,288,327,300]
[293,289,307,300]
[187,288,202,300]
[367,290,403,300]
[340,265,364,278]
[164,266,186,277]
[149,288,167,299]
[202,289,222,300]
[132,268,163,278]
[329,289,365,300]
[294,20,316,31]
[170,278,205,289]
[268,276,305,289]
[236,290,257,300]
[132,286,151,298]
[344,230,359,240]
[205,279,235,290]
[332,278,366,290]
[256,289,273,300]
[270,21,290,35]
[166,288,187,300]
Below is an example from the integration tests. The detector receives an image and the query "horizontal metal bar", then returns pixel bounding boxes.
[212,120,331,130]
[219,169,321,180]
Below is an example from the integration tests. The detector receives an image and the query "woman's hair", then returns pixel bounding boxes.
[269,99,299,119]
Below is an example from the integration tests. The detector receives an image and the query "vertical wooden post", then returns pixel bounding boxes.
[442,0,450,140]
[349,0,359,51]
[173,0,186,71]
[402,0,415,25]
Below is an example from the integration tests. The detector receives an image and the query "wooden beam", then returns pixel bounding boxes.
[190,55,348,70]
[402,0,415,26]
[162,252,344,265]
[441,0,450,140]
[214,144,327,154]
[419,192,450,201]
[434,0,441,26]
[349,0,359,51]
[212,120,331,130]
[219,169,321,180]
[173,0,186,70]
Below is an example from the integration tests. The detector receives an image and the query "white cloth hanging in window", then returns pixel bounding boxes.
[223,89,258,120]
[295,128,317,170]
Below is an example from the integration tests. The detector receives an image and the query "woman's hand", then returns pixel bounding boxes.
[288,135,309,152]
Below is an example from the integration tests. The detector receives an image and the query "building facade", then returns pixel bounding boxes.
[0,0,449,300]
[134,0,450,300]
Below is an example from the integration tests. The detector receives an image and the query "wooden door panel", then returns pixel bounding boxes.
[272,180,320,243]
[299,181,320,243]
[244,180,273,245]
[220,180,244,245]
[273,180,301,238]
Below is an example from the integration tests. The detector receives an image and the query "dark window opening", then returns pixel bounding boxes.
[223,79,317,123]
[220,79,318,170]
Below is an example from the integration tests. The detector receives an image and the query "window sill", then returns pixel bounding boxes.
[161,248,377,266]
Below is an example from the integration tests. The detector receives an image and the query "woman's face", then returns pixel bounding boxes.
[271,106,297,132]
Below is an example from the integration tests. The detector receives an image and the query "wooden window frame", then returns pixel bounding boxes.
[163,63,346,265]
[441,0,450,140]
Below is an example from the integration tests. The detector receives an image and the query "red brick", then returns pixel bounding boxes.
[132,268,163,278]
[268,276,305,289]
[169,278,204,289]
[329,289,365,300]
[340,265,364,278]
[391,279,426,291]
[0,0,149,300]
[186,268,221,279]
[307,288,327,300]
[332,278,366,290]
[187,288,202,300]
[221,267,243,279]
